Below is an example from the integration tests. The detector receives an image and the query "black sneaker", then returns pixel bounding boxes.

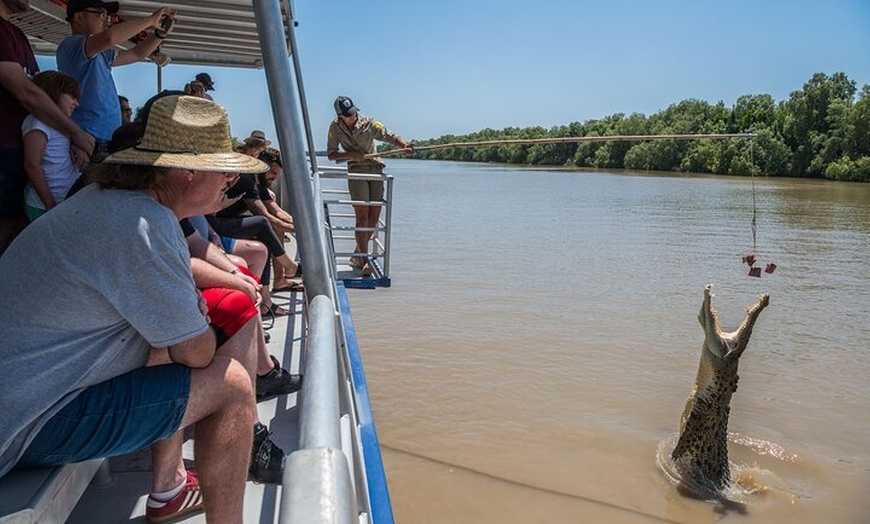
[256,355,302,401]
[249,422,284,484]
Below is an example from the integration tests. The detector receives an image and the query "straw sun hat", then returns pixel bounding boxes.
[104,95,267,174]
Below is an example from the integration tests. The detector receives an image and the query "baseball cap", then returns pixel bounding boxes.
[195,72,215,91]
[334,96,358,117]
[66,0,119,21]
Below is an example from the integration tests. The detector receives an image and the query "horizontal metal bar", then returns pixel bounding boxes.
[318,171,395,181]
[335,252,382,258]
[328,226,384,232]
[323,200,385,206]
[298,296,340,449]
[281,448,355,524]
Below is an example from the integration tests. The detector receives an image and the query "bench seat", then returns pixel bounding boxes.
[0,460,105,524]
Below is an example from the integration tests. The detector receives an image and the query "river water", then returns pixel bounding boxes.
[341,159,870,524]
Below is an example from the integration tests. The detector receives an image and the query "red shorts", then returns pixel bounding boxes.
[200,266,259,346]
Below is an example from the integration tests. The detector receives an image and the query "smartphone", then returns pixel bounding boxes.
[160,14,171,30]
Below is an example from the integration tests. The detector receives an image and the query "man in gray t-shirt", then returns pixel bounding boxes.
[0,95,273,523]
[0,184,204,475]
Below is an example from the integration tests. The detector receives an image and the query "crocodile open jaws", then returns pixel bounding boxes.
[671,284,770,499]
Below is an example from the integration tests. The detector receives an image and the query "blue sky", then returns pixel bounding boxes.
[37,0,870,151]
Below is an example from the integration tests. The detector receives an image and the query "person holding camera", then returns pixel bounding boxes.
[57,0,177,162]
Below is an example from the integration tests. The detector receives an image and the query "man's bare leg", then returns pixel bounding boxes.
[229,239,267,277]
[273,253,299,281]
[174,317,260,524]
[366,205,381,250]
[150,432,186,492]
[254,318,274,376]
[352,204,369,257]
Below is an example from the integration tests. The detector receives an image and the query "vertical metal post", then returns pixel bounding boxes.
[252,0,331,301]
[382,175,393,277]
[283,1,320,176]
[279,1,335,279]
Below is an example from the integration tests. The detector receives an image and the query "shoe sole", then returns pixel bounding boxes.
[146,503,205,524]
[248,472,283,484]
[256,385,302,402]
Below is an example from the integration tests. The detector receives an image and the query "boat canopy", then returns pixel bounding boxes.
[11,0,292,67]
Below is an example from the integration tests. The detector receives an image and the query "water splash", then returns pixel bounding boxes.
[657,432,802,506]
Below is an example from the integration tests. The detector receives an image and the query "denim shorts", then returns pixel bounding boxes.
[18,364,191,467]
[220,235,236,253]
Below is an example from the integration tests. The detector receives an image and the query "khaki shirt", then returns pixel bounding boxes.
[327,114,402,172]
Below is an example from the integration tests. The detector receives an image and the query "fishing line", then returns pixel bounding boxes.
[365,132,755,159]
[380,443,685,524]
[741,139,777,277]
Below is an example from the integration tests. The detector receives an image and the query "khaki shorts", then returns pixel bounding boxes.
[347,163,385,203]
[348,179,384,203]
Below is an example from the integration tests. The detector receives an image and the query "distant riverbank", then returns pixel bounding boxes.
[371,71,869,182]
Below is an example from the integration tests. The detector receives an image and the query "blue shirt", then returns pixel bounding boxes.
[56,34,120,142]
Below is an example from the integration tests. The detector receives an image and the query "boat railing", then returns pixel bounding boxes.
[254,1,392,522]
[317,167,394,288]
[274,171,391,523]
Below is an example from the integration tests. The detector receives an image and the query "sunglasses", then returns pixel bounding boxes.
[81,8,108,20]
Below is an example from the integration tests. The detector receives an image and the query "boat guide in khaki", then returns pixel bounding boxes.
[671,285,770,500]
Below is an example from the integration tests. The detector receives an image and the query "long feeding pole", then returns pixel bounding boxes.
[366,132,755,158]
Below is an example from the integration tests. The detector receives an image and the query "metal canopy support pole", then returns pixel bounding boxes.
[283,0,320,176]
[252,0,330,300]
[280,2,339,284]
[252,2,355,523]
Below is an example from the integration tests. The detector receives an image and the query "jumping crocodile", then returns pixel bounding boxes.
[671,284,769,498]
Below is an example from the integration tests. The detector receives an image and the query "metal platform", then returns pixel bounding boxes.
[318,168,394,289]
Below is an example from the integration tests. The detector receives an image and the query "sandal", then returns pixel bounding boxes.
[272,280,304,293]
[261,303,290,318]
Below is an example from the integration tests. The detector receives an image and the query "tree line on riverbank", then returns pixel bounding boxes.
[398,72,869,181]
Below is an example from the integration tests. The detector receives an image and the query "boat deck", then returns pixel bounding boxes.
[5,0,393,520]
[65,288,307,524]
